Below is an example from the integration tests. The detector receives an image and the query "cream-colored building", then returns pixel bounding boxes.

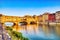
[42,13,49,24]
[55,11,60,23]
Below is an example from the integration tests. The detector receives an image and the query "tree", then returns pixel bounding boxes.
[12,31,22,40]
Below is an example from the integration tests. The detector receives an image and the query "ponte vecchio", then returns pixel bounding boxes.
[0,12,60,36]
[0,14,38,31]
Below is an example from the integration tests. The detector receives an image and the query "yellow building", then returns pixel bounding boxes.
[42,13,49,24]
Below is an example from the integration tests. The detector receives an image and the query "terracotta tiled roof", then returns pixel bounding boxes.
[43,12,50,15]
[0,14,2,16]
[56,11,60,13]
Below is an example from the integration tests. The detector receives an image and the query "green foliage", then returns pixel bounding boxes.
[12,31,29,40]
[22,37,29,40]
[5,26,12,31]
[12,31,22,38]
[5,26,29,40]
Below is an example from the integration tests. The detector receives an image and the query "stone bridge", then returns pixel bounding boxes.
[0,14,38,31]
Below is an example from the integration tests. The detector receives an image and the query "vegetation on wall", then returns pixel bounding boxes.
[5,26,29,40]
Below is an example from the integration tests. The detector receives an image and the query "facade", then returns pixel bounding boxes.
[55,11,60,23]
[48,13,56,22]
[38,15,43,23]
[42,13,49,24]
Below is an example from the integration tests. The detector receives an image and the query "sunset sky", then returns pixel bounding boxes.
[0,0,60,16]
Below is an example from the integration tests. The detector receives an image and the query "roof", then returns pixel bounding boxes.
[0,14,2,17]
[56,11,60,13]
[43,12,50,15]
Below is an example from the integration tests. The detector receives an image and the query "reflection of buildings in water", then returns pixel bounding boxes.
[48,25,56,33]
[56,11,60,23]
[12,23,60,37]
[14,24,22,32]
[42,24,60,37]
[26,24,39,34]
[55,25,60,36]
[42,25,50,36]
[41,24,57,37]
[19,25,27,31]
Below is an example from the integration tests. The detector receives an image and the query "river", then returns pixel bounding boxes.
[18,24,60,40]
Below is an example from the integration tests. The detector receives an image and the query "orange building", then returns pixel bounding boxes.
[38,15,43,25]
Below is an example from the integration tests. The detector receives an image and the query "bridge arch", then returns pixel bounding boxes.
[18,21,28,26]
[4,22,15,27]
[30,21,37,24]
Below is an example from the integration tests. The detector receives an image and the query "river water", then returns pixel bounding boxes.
[19,24,60,40]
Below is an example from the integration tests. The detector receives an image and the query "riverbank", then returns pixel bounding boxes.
[5,26,29,40]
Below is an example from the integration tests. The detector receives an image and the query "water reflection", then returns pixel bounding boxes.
[18,24,60,40]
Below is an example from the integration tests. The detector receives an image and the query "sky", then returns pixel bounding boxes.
[0,0,60,16]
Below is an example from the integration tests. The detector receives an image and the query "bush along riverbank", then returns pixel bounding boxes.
[5,26,29,40]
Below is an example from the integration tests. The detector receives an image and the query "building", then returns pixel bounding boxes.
[42,13,49,24]
[38,15,43,23]
[48,13,56,22]
[55,11,60,23]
